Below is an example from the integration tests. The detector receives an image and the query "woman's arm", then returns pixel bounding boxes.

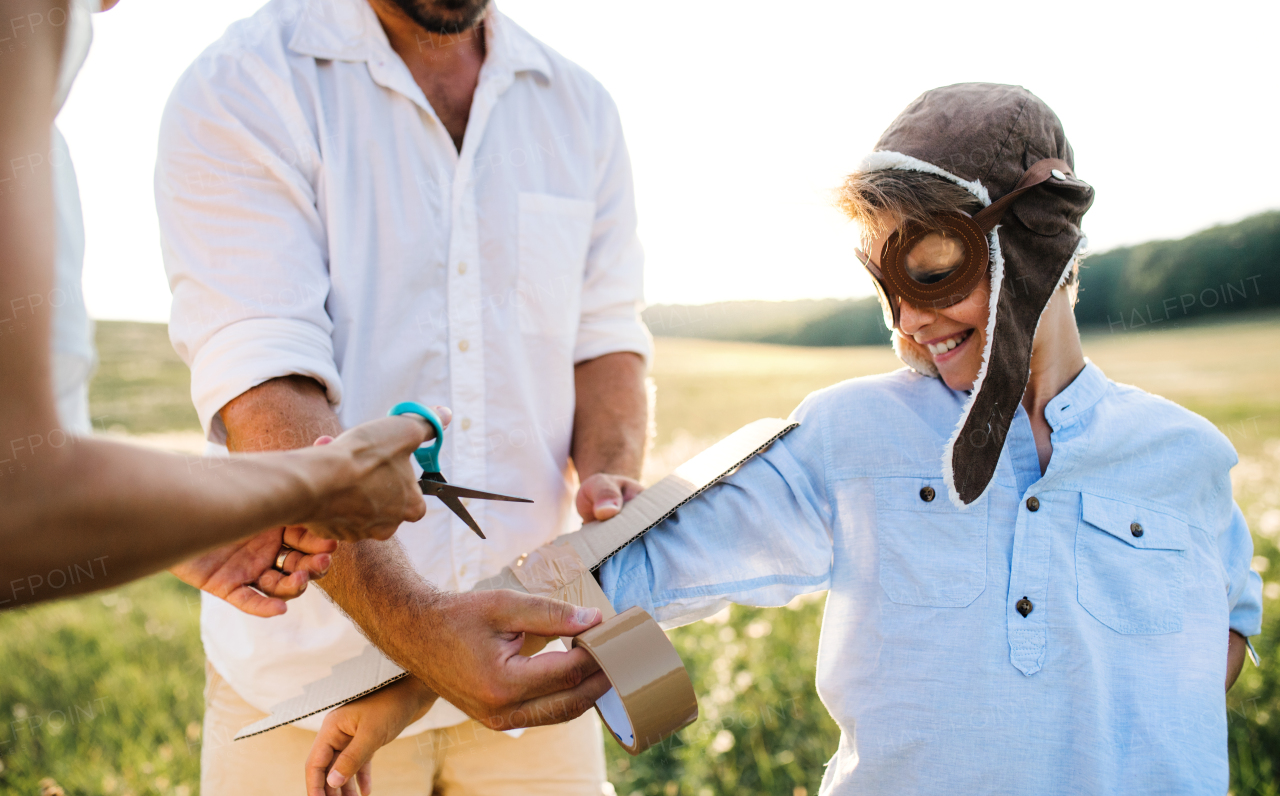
[0,6,432,608]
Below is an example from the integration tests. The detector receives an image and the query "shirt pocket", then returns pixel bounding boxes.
[516,192,596,338]
[874,477,989,607]
[1075,493,1190,635]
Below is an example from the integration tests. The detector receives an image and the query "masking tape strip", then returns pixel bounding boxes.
[563,418,798,572]
[234,418,798,743]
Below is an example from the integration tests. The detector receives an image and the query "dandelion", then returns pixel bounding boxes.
[710,729,735,754]
[1260,509,1280,539]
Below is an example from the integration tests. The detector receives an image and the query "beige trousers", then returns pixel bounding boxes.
[200,662,608,796]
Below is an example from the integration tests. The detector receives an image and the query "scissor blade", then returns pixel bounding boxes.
[437,492,485,539]
[431,483,534,504]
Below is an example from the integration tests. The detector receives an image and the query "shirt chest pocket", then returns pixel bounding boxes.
[1075,493,1190,635]
[875,478,989,607]
[517,192,596,338]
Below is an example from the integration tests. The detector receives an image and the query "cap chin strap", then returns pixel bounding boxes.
[970,158,1075,233]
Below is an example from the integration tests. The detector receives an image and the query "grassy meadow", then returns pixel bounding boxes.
[1,318,1279,794]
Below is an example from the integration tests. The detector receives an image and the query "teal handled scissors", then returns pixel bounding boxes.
[389,401,533,539]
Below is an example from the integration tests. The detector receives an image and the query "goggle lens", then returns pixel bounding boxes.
[903,231,968,286]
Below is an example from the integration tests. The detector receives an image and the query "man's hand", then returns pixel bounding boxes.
[411,590,612,730]
[170,526,338,617]
[576,473,644,522]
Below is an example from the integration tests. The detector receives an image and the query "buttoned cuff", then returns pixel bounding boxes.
[1230,569,1264,638]
[574,315,653,369]
[189,318,342,443]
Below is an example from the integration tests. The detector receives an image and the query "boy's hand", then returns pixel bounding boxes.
[306,677,438,796]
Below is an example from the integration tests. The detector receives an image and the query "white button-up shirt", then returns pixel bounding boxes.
[157,0,650,732]
[601,362,1262,794]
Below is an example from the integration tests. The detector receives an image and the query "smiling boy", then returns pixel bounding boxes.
[306,84,1262,795]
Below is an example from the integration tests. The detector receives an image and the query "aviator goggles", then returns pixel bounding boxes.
[855,158,1075,329]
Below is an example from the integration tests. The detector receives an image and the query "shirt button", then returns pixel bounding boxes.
[1130,522,1144,538]
[458,339,469,352]
[457,261,468,275]
[1016,597,1034,617]
[919,486,935,502]
[1026,496,1040,512]
[461,417,472,431]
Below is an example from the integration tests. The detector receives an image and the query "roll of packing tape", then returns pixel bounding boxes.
[572,606,699,755]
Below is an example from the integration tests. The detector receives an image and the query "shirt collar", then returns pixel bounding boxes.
[1044,359,1108,430]
[289,0,552,82]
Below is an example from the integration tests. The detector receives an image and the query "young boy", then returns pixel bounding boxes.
[306,84,1261,795]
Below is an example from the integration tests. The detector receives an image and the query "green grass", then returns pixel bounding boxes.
[87,322,199,435]
[3,318,1279,794]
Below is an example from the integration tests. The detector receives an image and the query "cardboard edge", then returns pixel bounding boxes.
[232,671,410,741]
[587,421,798,572]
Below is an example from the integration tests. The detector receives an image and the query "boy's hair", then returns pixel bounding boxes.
[836,168,1079,288]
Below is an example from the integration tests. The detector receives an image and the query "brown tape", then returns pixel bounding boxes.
[572,606,699,755]
[511,544,696,752]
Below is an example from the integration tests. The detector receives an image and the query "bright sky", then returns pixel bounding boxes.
[60,0,1280,322]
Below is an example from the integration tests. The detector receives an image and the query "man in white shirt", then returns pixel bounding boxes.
[156,0,651,792]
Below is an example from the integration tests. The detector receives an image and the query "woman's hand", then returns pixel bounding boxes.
[170,411,448,617]
[306,676,438,796]
[298,408,451,542]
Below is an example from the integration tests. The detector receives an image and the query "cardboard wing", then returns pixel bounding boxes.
[234,417,798,744]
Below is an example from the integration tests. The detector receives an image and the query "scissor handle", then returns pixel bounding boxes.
[388,401,443,472]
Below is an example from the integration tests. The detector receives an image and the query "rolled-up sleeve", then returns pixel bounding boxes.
[573,92,652,367]
[599,416,833,629]
[156,52,338,443]
[1219,501,1264,637]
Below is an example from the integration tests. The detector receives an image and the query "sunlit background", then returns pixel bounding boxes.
[59,0,1280,321]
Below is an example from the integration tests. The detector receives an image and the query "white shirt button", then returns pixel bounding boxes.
[461,417,472,431]
[458,339,469,352]
[457,261,468,275]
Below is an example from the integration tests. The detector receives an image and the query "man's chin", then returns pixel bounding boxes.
[390,0,490,34]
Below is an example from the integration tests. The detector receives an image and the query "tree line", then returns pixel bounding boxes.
[643,210,1280,346]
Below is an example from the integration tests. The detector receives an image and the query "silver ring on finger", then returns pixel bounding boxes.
[274,546,294,573]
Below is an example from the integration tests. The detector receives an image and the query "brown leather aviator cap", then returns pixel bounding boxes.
[859,83,1095,506]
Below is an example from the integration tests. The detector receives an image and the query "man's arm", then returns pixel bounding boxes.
[573,352,648,521]
[221,377,612,729]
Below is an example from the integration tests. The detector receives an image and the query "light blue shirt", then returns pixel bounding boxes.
[600,361,1262,795]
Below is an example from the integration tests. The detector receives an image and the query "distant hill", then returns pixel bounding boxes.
[642,297,891,347]
[1074,210,1280,330]
[644,210,1280,346]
